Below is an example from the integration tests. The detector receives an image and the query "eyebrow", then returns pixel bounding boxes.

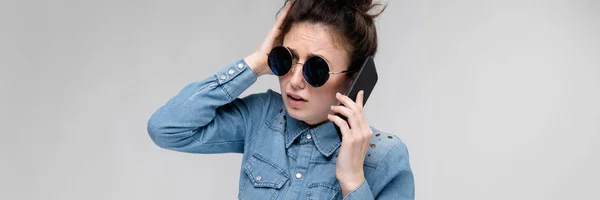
[286,46,331,64]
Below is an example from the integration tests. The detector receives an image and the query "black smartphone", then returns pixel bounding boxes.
[334,56,378,140]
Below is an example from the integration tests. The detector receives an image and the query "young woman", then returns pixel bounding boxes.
[147,0,414,199]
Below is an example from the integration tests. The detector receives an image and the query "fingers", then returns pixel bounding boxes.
[330,105,361,130]
[248,1,294,75]
[335,92,362,113]
[274,1,293,29]
[327,114,350,136]
[331,92,368,133]
[264,1,293,49]
[356,90,364,108]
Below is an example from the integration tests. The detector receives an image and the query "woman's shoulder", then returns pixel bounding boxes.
[238,89,283,118]
[243,89,281,104]
[364,127,411,168]
[364,127,414,195]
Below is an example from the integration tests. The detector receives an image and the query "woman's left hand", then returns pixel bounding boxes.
[328,90,374,197]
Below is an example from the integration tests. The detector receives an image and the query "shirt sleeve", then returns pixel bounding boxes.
[342,181,374,200]
[343,142,415,200]
[147,59,269,154]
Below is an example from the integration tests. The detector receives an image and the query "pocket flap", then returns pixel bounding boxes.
[243,153,290,189]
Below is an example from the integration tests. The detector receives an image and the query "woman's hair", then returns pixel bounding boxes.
[278,0,387,74]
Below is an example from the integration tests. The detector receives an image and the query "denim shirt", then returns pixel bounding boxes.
[147,59,415,200]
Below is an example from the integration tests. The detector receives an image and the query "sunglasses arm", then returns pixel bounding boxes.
[329,69,356,75]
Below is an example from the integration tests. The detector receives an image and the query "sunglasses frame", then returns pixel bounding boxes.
[268,46,356,87]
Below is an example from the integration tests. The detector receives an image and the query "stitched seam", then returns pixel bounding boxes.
[286,151,297,161]
[309,160,332,164]
[248,91,274,144]
[219,83,233,101]
[329,190,342,200]
[342,181,366,200]
[239,174,247,199]
[322,142,341,156]
[252,153,289,178]
[243,157,282,188]
[308,182,341,200]
[287,127,309,147]
[247,123,266,145]
[368,142,401,187]
[308,160,377,170]
[190,127,244,145]
[189,82,218,100]
[308,183,340,190]
[243,156,290,190]
[364,161,377,168]
[330,190,341,200]
[265,121,284,132]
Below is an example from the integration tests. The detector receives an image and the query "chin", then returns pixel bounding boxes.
[284,103,314,122]
[285,105,328,125]
[285,104,305,119]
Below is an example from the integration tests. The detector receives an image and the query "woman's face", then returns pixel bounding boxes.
[279,22,352,125]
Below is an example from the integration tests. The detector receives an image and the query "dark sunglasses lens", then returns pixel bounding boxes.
[267,46,293,76]
[303,57,330,87]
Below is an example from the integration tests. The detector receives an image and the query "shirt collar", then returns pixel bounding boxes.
[284,110,341,157]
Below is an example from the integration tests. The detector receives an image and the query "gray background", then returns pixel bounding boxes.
[1,0,598,199]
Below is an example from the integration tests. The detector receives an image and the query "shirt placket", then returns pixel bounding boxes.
[283,130,314,199]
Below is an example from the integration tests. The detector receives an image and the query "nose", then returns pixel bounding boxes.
[289,62,305,89]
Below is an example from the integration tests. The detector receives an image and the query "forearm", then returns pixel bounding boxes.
[244,52,270,77]
[147,59,257,151]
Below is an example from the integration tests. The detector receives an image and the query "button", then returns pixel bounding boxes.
[237,63,244,69]
[255,176,262,181]
[228,69,235,75]
[295,173,302,179]
[219,75,226,80]
[306,134,312,140]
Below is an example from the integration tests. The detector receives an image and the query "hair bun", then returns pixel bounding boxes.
[280,0,385,67]
[340,0,387,20]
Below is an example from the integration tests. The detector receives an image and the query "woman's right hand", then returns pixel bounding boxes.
[244,1,293,77]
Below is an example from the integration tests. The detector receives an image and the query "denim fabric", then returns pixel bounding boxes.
[147,59,415,200]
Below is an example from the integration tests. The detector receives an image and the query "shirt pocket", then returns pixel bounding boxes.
[240,153,290,200]
[307,182,342,200]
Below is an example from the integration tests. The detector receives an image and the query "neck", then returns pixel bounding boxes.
[306,118,329,127]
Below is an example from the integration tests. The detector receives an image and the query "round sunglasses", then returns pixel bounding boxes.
[267,46,355,87]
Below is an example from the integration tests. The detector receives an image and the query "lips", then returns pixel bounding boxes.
[286,92,307,107]
[286,92,307,102]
